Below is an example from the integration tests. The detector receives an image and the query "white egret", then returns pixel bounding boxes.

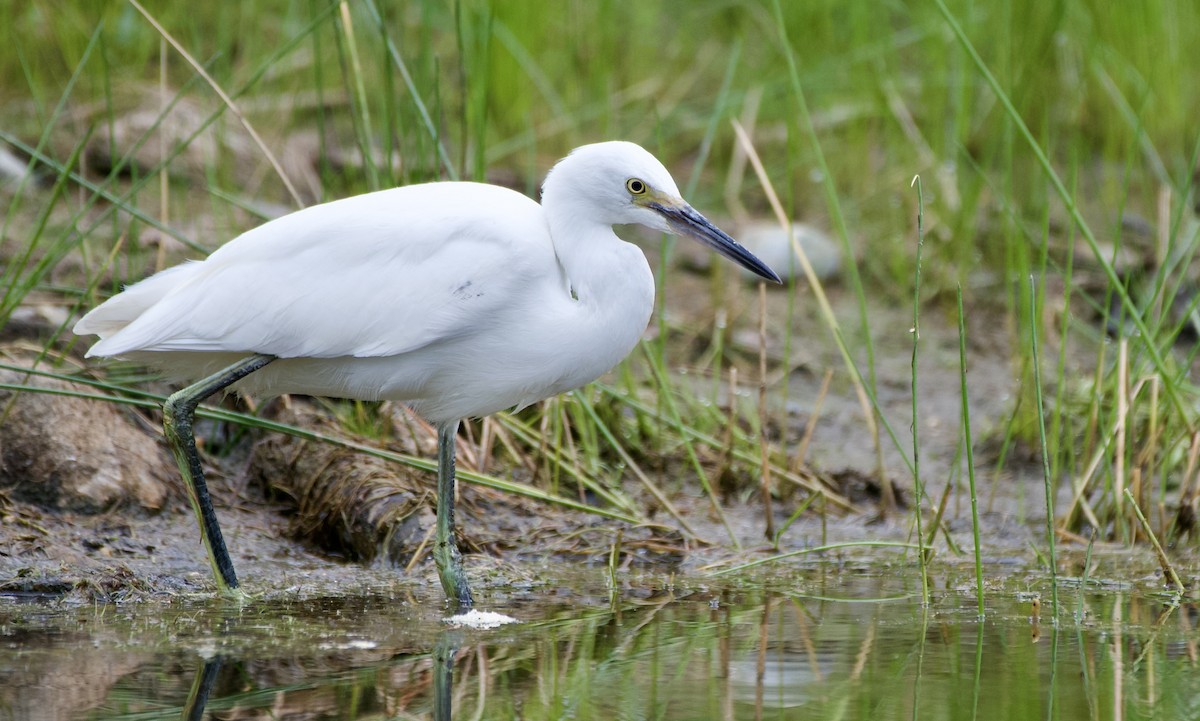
[74,141,780,607]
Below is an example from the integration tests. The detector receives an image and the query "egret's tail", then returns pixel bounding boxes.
[73,262,200,356]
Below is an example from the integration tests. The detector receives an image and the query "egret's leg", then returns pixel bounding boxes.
[432,632,460,721]
[163,353,275,593]
[433,420,474,607]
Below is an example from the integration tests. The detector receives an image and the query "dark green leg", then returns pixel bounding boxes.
[183,655,224,721]
[432,632,460,721]
[163,353,275,593]
[433,420,474,608]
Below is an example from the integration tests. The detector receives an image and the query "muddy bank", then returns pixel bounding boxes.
[0,276,1105,606]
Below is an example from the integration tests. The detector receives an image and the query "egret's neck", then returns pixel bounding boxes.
[543,213,655,387]
[544,203,655,314]
[536,175,657,392]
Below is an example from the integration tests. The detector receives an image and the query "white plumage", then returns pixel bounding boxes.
[74,141,779,603]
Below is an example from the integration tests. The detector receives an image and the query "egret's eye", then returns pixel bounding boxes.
[625,178,647,195]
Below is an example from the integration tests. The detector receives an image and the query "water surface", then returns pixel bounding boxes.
[2,567,1194,720]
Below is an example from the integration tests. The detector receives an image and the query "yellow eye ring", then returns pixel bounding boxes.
[626,178,647,195]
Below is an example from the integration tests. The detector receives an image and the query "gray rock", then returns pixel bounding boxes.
[734,220,842,283]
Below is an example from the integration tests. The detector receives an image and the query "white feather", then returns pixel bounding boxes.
[75,141,772,423]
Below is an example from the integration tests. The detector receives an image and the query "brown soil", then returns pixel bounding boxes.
[0,270,1074,606]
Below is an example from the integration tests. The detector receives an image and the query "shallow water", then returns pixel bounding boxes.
[1,567,1195,720]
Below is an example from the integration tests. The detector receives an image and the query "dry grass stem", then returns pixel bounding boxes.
[127,0,304,207]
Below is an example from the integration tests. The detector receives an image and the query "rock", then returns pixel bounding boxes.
[0,367,171,512]
[0,144,31,187]
[734,220,842,282]
[82,92,254,184]
[0,303,72,343]
[674,219,842,283]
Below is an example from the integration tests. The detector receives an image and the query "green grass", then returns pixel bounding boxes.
[3,0,1200,575]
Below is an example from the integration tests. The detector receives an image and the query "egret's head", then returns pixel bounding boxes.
[543,141,679,228]
[543,141,780,283]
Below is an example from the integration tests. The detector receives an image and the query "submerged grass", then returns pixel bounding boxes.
[911,174,929,602]
[2,0,1200,583]
[5,571,1194,720]
[958,286,985,618]
[1030,276,1061,620]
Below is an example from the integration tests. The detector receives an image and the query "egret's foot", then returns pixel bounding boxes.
[433,540,474,609]
[214,585,251,602]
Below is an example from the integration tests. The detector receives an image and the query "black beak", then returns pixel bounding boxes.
[652,202,782,283]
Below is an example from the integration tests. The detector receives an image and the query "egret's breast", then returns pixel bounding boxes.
[403,251,655,422]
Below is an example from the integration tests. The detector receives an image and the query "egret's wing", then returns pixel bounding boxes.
[81,183,557,359]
